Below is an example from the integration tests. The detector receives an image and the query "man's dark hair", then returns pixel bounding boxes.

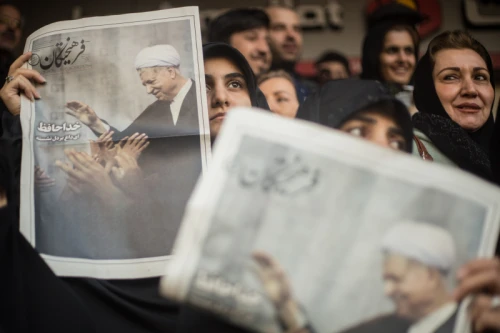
[208,8,270,44]
[315,51,351,76]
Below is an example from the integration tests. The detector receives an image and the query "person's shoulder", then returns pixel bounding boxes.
[340,313,410,333]
[412,128,457,166]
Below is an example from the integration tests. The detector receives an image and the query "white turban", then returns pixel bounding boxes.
[134,44,180,69]
[381,221,456,272]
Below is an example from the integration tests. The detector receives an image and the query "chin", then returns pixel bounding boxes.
[388,76,410,85]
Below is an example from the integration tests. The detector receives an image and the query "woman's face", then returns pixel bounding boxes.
[433,48,494,132]
[379,29,416,85]
[259,77,299,118]
[339,110,408,152]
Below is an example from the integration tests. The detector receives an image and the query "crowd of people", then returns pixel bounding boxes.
[0,1,500,333]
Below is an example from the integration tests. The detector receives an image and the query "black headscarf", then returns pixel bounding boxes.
[202,42,269,110]
[412,49,495,181]
[360,3,422,85]
[296,79,413,153]
[491,103,500,186]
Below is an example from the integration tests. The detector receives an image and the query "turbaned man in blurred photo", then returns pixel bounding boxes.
[343,221,458,333]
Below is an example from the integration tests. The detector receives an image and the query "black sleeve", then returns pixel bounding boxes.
[177,305,254,333]
[0,208,96,332]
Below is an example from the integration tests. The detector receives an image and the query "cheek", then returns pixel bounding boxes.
[408,55,416,67]
[233,92,252,108]
[480,86,495,109]
[435,84,457,109]
[379,54,392,67]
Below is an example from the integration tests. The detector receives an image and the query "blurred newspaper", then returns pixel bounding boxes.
[161,108,500,333]
[19,7,211,279]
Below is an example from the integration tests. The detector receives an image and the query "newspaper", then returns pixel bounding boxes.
[161,107,500,333]
[19,7,211,279]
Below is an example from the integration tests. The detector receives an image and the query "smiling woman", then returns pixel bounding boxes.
[412,30,496,181]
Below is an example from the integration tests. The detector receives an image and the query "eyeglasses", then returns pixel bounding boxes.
[0,14,24,30]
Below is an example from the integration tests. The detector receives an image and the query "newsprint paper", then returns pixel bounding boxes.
[161,108,500,333]
[19,7,211,279]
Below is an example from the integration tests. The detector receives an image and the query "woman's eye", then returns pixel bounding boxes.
[404,47,414,55]
[385,47,398,54]
[443,75,458,81]
[277,97,289,103]
[389,139,406,151]
[228,81,242,89]
[347,127,363,137]
[205,85,211,92]
[475,74,488,81]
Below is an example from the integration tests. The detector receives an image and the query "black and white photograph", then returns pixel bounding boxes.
[163,109,500,333]
[19,7,210,278]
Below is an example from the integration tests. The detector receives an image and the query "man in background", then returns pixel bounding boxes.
[0,1,23,137]
[208,8,272,77]
[315,51,351,85]
[266,5,316,102]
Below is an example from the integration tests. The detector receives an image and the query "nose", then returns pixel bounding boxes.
[211,84,230,109]
[256,37,270,54]
[267,98,278,114]
[396,49,408,63]
[145,84,154,95]
[384,280,395,297]
[369,129,392,150]
[460,76,478,97]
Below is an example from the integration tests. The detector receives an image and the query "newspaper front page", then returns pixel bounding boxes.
[161,108,500,333]
[19,7,210,279]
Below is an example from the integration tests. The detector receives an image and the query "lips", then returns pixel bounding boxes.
[455,103,481,113]
[282,43,297,53]
[210,112,225,121]
[390,66,410,76]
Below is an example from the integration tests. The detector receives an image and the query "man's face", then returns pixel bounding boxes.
[230,27,272,76]
[383,253,438,320]
[0,5,22,52]
[204,57,252,140]
[316,61,349,84]
[266,7,303,63]
[139,67,176,101]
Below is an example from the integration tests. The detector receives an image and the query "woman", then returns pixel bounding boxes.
[203,42,269,142]
[258,70,300,118]
[411,30,495,181]
[360,3,421,87]
[296,79,413,153]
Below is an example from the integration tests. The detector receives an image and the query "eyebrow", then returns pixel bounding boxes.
[436,66,488,75]
[273,90,292,96]
[349,115,376,124]
[349,115,405,136]
[224,72,246,81]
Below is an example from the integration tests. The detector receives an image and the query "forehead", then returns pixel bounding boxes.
[353,109,399,126]
[205,57,244,78]
[433,48,487,71]
[139,67,161,81]
[384,30,414,46]
[260,77,295,93]
[0,5,21,19]
[318,61,347,70]
[237,27,269,35]
[267,7,300,25]
[384,253,411,273]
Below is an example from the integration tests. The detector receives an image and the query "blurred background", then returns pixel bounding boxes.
[11,0,500,106]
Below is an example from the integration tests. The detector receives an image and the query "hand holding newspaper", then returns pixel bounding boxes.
[161,107,500,333]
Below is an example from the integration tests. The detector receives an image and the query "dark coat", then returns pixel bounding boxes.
[340,310,457,333]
